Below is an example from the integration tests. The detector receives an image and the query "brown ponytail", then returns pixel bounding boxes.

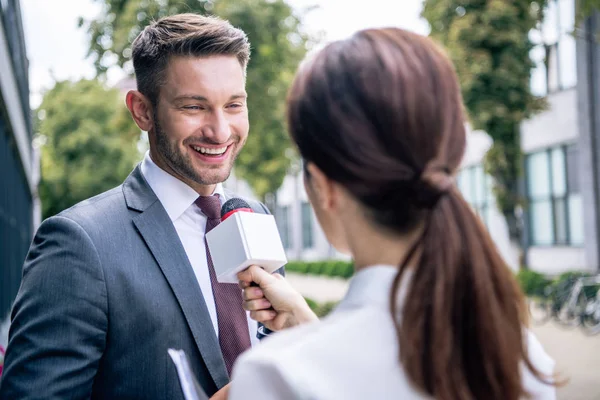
[391,177,542,399]
[287,27,554,400]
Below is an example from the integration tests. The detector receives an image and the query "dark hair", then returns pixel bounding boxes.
[287,28,553,400]
[131,13,250,106]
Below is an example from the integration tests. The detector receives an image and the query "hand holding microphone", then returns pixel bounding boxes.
[204,198,316,332]
[205,198,287,283]
[238,266,319,331]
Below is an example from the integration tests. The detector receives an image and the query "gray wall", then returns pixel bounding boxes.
[576,11,600,272]
[0,0,34,317]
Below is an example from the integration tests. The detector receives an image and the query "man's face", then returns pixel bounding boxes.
[150,55,249,190]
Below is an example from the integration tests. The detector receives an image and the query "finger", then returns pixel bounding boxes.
[249,309,277,323]
[242,299,272,311]
[237,265,278,287]
[208,383,230,400]
[242,287,264,301]
[238,280,251,289]
[237,265,260,284]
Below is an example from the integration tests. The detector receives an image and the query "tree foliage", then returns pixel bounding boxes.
[422,0,547,240]
[81,0,312,201]
[37,79,141,219]
[579,0,600,19]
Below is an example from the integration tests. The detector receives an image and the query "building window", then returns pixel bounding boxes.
[530,43,548,97]
[457,165,493,227]
[531,0,576,95]
[276,206,291,249]
[301,202,314,249]
[526,144,583,246]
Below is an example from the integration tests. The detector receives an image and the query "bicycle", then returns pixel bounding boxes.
[560,275,600,335]
[528,276,579,327]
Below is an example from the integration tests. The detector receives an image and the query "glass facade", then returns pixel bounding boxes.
[301,202,314,249]
[530,0,577,96]
[526,144,584,246]
[457,165,494,228]
[276,205,291,249]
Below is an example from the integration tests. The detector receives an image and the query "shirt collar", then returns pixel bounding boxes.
[140,151,225,221]
[335,265,411,313]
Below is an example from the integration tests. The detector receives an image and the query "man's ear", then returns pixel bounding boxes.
[125,90,154,132]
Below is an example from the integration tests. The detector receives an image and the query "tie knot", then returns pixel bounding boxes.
[195,194,221,220]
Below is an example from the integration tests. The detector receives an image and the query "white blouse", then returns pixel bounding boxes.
[229,265,556,400]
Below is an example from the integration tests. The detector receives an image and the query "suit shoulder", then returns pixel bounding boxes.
[247,198,270,214]
[55,185,125,225]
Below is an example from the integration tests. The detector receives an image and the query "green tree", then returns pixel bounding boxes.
[37,79,141,219]
[579,0,599,18]
[81,0,313,202]
[422,0,547,241]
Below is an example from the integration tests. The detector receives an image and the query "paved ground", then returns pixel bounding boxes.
[286,272,600,400]
[532,323,600,400]
[286,272,349,302]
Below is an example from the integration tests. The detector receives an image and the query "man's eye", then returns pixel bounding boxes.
[183,105,203,110]
[228,103,243,109]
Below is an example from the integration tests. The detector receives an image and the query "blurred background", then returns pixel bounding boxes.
[1,0,600,398]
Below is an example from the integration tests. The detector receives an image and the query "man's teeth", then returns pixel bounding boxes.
[192,145,227,155]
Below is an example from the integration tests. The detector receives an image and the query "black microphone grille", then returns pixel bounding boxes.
[221,198,252,218]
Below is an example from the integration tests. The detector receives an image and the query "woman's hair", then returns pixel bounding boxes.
[287,28,551,400]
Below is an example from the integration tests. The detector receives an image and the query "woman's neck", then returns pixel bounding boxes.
[345,218,423,272]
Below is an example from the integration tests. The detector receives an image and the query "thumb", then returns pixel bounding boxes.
[237,265,278,287]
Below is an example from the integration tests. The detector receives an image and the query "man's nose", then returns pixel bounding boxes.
[204,110,231,143]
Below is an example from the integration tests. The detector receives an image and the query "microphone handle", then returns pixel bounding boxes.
[257,323,274,340]
[249,283,276,340]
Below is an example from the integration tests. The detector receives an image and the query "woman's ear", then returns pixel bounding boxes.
[305,163,337,211]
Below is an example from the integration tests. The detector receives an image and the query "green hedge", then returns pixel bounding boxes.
[286,261,354,279]
[515,269,552,298]
[515,269,600,299]
[289,262,597,300]
[304,297,339,318]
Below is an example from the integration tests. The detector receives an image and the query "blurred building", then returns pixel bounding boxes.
[420,0,600,275]
[456,0,583,274]
[274,166,349,262]
[0,0,37,318]
[519,0,585,274]
[273,0,600,275]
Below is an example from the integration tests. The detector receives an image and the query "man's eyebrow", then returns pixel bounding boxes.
[229,93,248,100]
[172,93,247,101]
[173,95,209,102]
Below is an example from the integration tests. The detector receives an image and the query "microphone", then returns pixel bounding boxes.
[220,198,254,221]
[205,198,287,284]
[208,198,286,340]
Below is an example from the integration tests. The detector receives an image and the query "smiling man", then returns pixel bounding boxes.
[0,14,272,400]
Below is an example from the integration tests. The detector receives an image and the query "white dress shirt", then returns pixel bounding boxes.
[140,152,258,346]
[229,265,556,400]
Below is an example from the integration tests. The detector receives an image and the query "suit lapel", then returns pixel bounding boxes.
[124,166,229,389]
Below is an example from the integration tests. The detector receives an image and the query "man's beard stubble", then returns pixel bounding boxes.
[153,117,239,186]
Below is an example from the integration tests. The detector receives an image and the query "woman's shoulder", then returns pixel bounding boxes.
[244,307,367,359]
[251,303,393,357]
[521,329,557,399]
[230,314,350,399]
[230,306,416,400]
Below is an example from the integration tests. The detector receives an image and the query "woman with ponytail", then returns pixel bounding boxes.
[225,27,557,400]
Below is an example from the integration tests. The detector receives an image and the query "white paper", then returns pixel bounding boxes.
[168,348,210,400]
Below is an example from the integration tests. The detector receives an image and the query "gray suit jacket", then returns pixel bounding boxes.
[0,166,275,399]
